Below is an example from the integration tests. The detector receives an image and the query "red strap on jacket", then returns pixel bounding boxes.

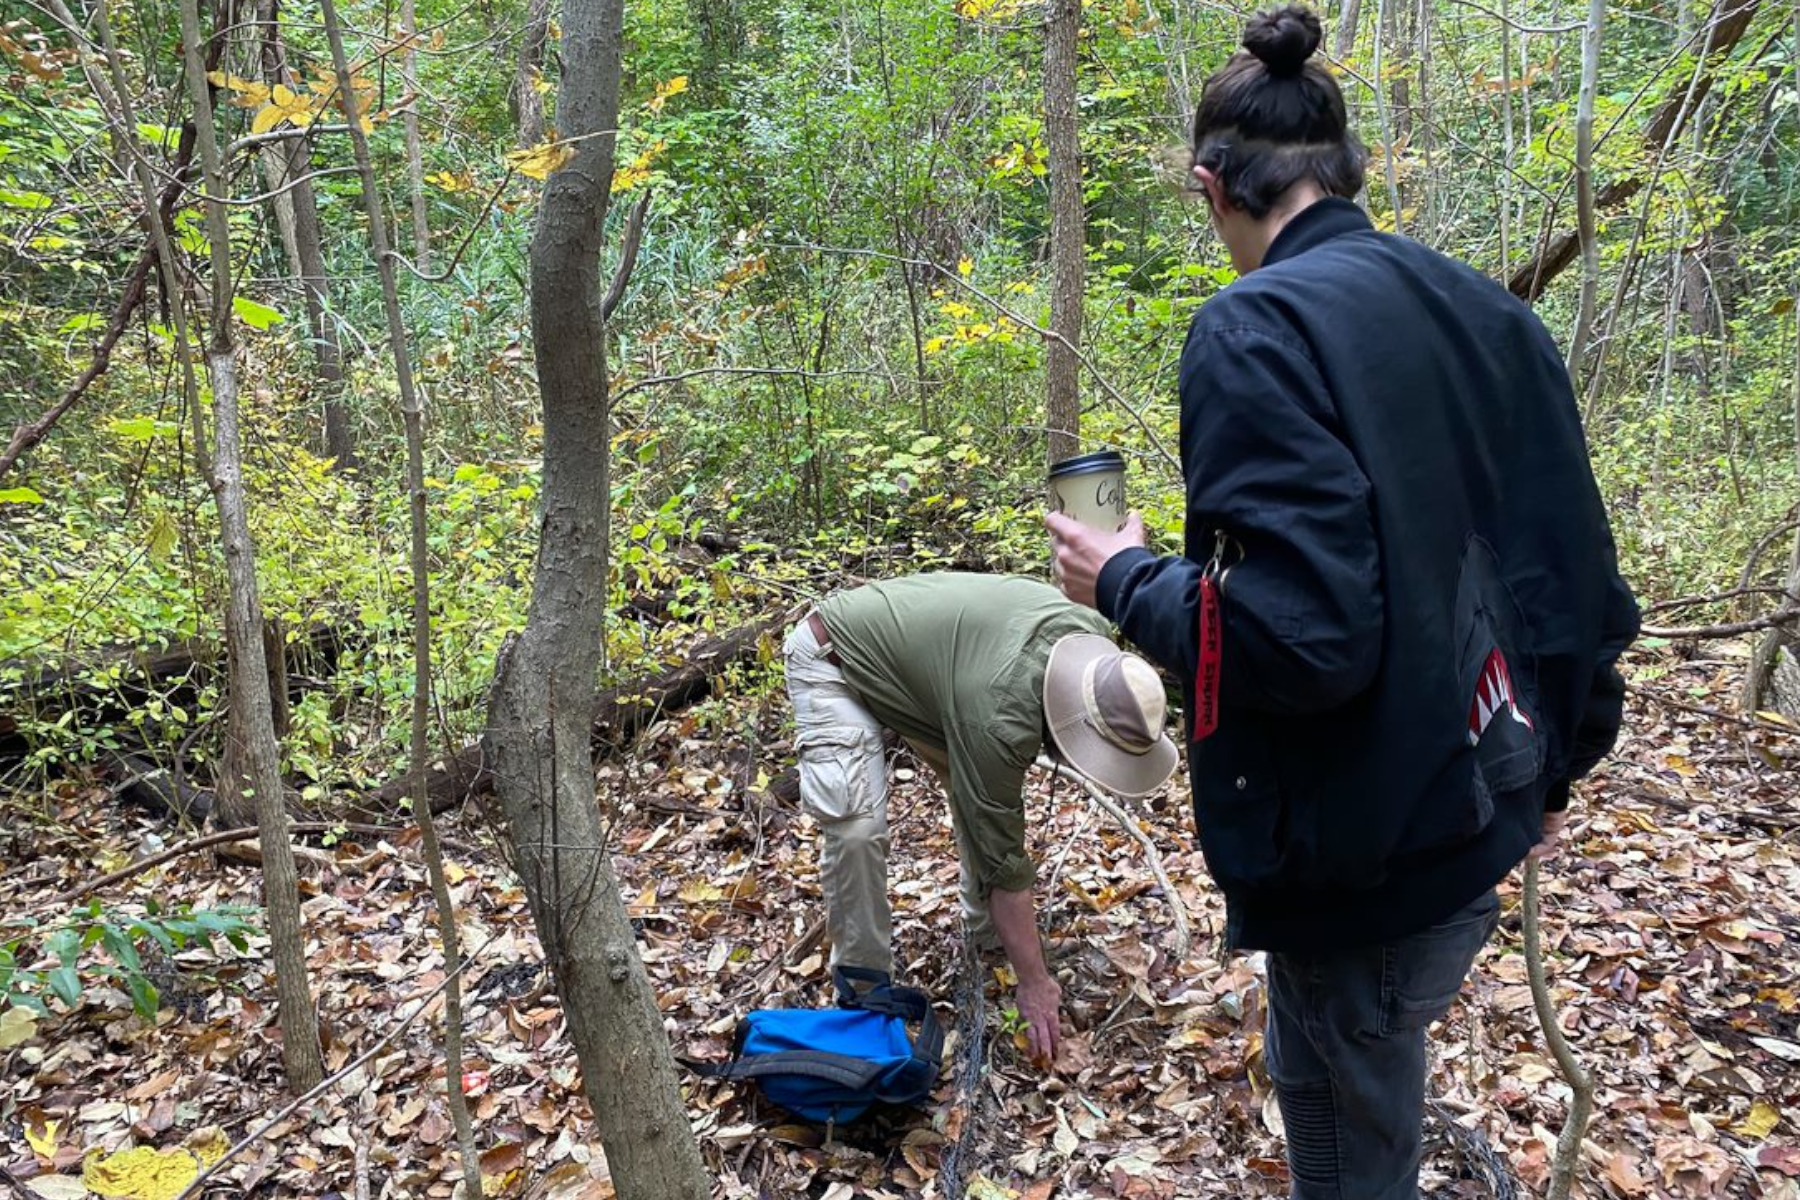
[1192,573,1221,742]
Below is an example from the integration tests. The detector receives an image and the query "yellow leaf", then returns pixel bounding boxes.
[445,862,467,885]
[22,1112,57,1158]
[657,75,689,99]
[250,104,285,135]
[1734,1100,1780,1140]
[1,1006,41,1051]
[506,140,577,180]
[426,170,475,193]
[83,1144,208,1200]
[677,879,724,904]
[184,1126,227,1167]
[966,1174,1020,1200]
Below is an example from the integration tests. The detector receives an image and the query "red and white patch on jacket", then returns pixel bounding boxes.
[1468,648,1534,746]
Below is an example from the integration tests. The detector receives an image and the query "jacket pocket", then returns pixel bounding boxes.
[1452,537,1546,823]
[1192,729,1288,890]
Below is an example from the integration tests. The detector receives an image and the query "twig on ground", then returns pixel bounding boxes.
[39,820,406,911]
[1034,756,1191,960]
[1523,858,1593,1200]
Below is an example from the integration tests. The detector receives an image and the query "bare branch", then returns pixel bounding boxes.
[1641,607,1800,640]
[602,190,652,321]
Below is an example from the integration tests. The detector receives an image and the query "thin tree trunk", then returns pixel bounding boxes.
[318,1,480,1190]
[516,0,551,146]
[259,0,353,469]
[482,0,712,1190]
[1745,273,1800,716]
[1335,0,1362,59]
[1371,0,1405,232]
[1044,0,1082,467]
[173,0,325,1094]
[1498,0,1515,276]
[399,0,432,271]
[1383,0,1412,220]
[1564,0,1605,380]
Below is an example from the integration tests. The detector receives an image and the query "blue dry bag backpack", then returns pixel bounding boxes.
[691,966,944,1125]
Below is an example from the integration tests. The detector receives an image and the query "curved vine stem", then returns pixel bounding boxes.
[1523,857,1594,1200]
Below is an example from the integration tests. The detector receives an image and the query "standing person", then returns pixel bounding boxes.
[1045,6,1639,1197]
[783,572,1177,1064]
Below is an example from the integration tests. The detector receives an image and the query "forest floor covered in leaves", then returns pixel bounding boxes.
[1,644,1798,1200]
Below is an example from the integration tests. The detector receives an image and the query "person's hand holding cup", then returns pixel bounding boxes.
[1046,450,1144,608]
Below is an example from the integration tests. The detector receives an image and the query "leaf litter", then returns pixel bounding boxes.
[0,645,1795,1198]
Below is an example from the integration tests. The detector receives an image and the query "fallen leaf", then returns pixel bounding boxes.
[25,1177,88,1200]
[26,1113,62,1161]
[1735,1100,1781,1141]
[0,1004,41,1048]
[966,1175,1020,1200]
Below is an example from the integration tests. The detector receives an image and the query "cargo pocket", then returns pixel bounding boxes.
[1380,891,1499,1034]
[797,726,877,823]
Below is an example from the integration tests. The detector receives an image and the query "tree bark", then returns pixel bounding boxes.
[1507,0,1761,301]
[482,0,711,1192]
[516,0,551,146]
[258,0,353,469]
[319,0,481,1188]
[1334,0,1362,59]
[1564,0,1605,380]
[174,0,325,1094]
[398,0,432,271]
[1043,0,1083,467]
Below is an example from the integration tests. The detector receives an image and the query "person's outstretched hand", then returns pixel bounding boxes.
[1045,510,1147,609]
[1014,973,1063,1067]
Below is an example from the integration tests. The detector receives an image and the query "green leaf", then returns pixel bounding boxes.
[135,122,181,149]
[0,188,51,209]
[58,314,104,335]
[148,513,177,560]
[232,296,284,330]
[125,975,159,1018]
[47,965,79,1009]
[0,487,44,505]
[46,927,80,967]
[106,417,160,443]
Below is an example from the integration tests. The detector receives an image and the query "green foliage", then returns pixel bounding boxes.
[0,901,257,1021]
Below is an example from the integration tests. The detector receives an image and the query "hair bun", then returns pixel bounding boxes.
[1243,4,1322,78]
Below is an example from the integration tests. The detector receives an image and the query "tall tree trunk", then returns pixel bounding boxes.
[1044,0,1082,467]
[1565,0,1606,380]
[319,0,483,1190]
[1383,0,1412,220]
[516,0,551,146]
[1334,0,1362,59]
[482,0,711,1193]
[399,0,432,271]
[173,0,325,1093]
[259,0,353,469]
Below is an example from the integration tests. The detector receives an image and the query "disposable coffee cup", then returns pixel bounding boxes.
[1048,450,1127,532]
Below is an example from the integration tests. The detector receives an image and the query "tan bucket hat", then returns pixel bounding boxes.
[1043,634,1179,798]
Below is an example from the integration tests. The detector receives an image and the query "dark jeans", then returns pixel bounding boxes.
[1265,890,1500,1200]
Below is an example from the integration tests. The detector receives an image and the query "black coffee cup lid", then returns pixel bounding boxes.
[1049,450,1126,478]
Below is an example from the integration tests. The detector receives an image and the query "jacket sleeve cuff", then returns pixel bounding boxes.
[1096,546,1156,623]
[1543,778,1572,813]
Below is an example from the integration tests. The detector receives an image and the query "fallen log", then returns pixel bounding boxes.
[363,606,799,815]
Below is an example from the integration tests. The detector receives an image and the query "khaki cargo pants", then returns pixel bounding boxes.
[783,615,994,977]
